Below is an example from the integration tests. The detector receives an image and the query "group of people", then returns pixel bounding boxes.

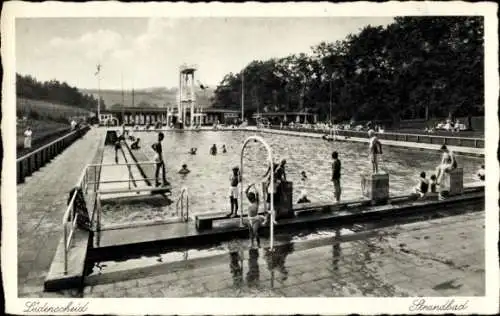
[412,145,484,198]
[210,144,227,155]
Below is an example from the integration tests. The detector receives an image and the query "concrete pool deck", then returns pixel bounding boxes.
[82,211,485,298]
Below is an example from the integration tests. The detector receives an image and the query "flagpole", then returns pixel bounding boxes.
[121,72,125,125]
[97,64,101,124]
[241,71,244,122]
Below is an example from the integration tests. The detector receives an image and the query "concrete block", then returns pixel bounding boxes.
[361,173,389,203]
[441,168,464,196]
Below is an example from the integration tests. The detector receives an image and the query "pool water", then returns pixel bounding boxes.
[100,130,482,224]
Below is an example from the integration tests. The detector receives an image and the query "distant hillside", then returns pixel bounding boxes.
[80,87,215,110]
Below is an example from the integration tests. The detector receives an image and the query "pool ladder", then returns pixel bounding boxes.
[176,187,189,222]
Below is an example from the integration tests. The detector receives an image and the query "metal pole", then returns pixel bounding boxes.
[240,136,274,249]
[241,71,245,121]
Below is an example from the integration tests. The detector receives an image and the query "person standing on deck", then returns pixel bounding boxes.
[23,126,32,149]
[152,132,170,187]
[331,151,342,202]
[227,167,241,218]
[114,137,122,164]
[368,129,383,174]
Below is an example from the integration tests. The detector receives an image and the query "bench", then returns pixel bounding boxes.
[195,211,267,231]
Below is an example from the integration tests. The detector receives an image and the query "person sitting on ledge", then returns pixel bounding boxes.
[429,174,437,193]
[297,190,310,204]
[413,171,429,197]
[131,138,141,150]
[210,144,217,155]
[189,147,197,155]
[477,164,485,181]
[178,164,190,175]
[436,144,457,185]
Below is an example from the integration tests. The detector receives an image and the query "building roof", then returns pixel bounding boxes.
[105,107,240,114]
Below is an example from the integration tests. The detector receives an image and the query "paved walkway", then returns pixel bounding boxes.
[17,127,103,297]
[83,211,484,297]
[254,128,484,157]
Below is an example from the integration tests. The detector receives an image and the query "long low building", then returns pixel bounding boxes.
[100,107,240,126]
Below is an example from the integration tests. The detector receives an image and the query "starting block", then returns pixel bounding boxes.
[361,173,389,204]
[440,168,463,197]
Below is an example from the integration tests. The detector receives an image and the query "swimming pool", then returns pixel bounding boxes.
[100,130,482,225]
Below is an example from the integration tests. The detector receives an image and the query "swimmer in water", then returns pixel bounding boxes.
[189,148,197,155]
[210,144,217,155]
[300,171,307,182]
[178,164,190,175]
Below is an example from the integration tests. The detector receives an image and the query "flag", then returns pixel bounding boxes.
[95,64,101,76]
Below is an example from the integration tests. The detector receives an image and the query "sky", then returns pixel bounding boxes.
[16,17,395,90]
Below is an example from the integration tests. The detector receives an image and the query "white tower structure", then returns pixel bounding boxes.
[178,64,197,127]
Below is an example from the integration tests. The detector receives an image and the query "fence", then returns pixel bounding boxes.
[16,125,91,184]
[270,126,484,148]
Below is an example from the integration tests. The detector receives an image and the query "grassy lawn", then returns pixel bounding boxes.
[16,119,70,157]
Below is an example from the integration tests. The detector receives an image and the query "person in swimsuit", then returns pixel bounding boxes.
[131,138,140,150]
[414,171,429,197]
[368,129,383,174]
[429,174,437,193]
[222,144,227,153]
[152,132,169,187]
[331,151,342,202]
[436,144,457,184]
[189,147,197,155]
[245,183,264,248]
[227,167,241,217]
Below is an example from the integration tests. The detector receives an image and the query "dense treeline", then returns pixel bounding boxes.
[16,73,105,111]
[212,17,484,123]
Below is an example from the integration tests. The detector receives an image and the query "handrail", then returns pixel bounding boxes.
[240,136,275,250]
[61,163,91,274]
[273,125,484,141]
[16,125,89,162]
[175,187,189,222]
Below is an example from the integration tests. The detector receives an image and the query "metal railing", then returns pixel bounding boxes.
[240,136,275,251]
[176,187,190,222]
[17,125,91,183]
[268,125,484,148]
[61,163,90,274]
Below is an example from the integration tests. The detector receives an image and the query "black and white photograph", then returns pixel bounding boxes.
[2,1,498,315]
